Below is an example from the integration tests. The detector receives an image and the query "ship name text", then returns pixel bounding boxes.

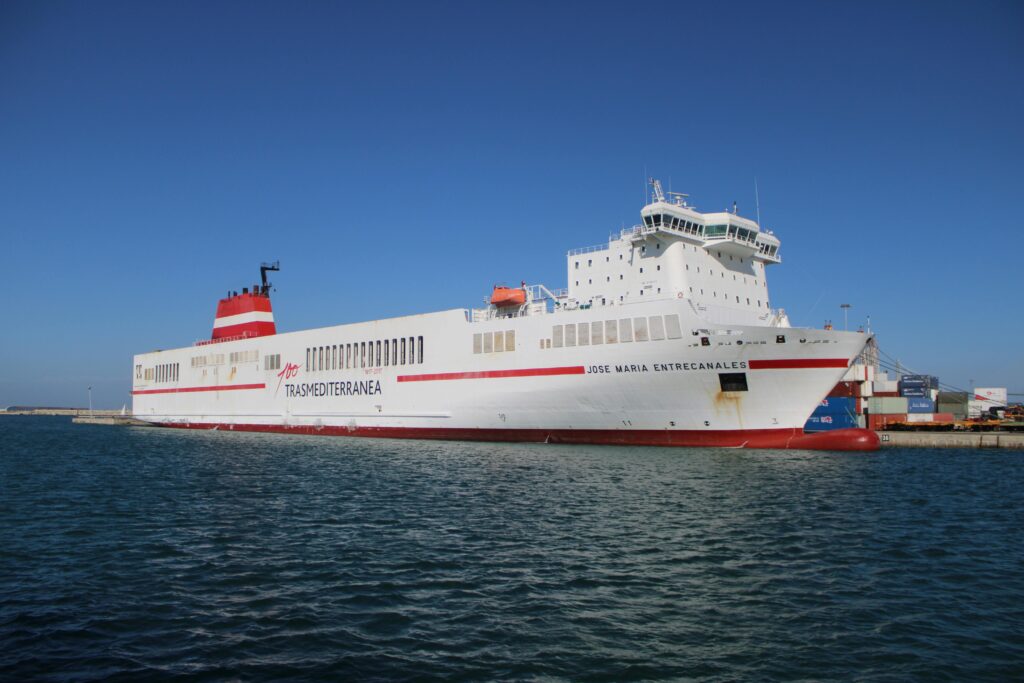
[587,361,748,374]
[285,380,382,398]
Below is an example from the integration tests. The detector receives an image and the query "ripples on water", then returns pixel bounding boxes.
[1,417,1022,681]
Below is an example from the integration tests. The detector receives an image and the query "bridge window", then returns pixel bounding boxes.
[553,325,563,348]
[591,321,603,345]
[706,224,727,238]
[494,331,505,352]
[503,331,513,352]
[605,320,618,343]
[565,324,576,347]
[473,334,481,354]
[578,322,590,346]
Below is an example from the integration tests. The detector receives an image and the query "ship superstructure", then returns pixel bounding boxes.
[131,181,878,450]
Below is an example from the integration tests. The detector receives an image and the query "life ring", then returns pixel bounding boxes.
[677,292,684,299]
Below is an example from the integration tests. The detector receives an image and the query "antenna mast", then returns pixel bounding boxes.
[755,177,762,226]
[260,261,280,293]
[649,178,665,203]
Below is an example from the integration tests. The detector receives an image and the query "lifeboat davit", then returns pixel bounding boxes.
[491,285,526,307]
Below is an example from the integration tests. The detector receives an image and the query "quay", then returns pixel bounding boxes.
[878,431,1024,450]
[72,415,153,427]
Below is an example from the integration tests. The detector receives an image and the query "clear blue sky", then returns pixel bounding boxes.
[1,1,1021,408]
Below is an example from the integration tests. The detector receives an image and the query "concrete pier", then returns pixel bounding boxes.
[878,431,1024,450]
[72,415,153,427]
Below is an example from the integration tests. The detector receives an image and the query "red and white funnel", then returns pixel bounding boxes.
[211,262,280,341]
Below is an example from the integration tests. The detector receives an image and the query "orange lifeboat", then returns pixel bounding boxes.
[490,285,526,307]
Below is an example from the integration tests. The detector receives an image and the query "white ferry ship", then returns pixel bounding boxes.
[132,180,878,450]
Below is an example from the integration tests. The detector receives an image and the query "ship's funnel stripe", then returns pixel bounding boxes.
[213,311,276,328]
[216,294,273,317]
[397,366,586,383]
[212,321,276,339]
[749,358,849,370]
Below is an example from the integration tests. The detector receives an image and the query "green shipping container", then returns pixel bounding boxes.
[867,397,909,414]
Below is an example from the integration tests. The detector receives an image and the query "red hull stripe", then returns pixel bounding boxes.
[749,358,849,370]
[148,422,880,451]
[397,366,586,383]
[132,383,265,396]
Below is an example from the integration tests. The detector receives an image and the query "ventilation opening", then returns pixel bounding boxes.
[719,373,748,392]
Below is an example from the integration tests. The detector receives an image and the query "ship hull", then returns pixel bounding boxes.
[155,421,878,451]
[132,300,878,451]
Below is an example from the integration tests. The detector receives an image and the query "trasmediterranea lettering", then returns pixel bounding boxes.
[587,361,749,374]
[285,380,382,398]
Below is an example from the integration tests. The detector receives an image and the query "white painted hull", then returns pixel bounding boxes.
[132,300,872,448]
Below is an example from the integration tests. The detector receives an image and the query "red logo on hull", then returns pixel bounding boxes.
[276,362,300,394]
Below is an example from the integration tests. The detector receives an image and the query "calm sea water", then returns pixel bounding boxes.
[1,417,1022,681]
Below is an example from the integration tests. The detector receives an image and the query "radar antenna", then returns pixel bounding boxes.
[260,261,280,293]
[666,191,690,207]
[649,178,665,203]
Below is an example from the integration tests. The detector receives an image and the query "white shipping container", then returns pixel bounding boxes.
[843,363,867,383]
[974,387,1008,407]
[860,381,873,398]
[906,414,935,423]
[968,400,986,418]
[874,379,899,393]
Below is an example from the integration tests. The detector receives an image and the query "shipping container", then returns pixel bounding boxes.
[827,382,853,398]
[867,396,909,414]
[804,412,860,432]
[974,387,1008,407]
[932,412,956,422]
[905,413,934,423]
[901,374,939,388]
[873,391,899,398]
[873,379,899,394]
[936,406,967,420]
[813,397,857,415]
[900,386,928,398]
[907,398,935,413]
[937,391,968,403]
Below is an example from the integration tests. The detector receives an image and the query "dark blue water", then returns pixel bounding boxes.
[1,417,1022,681]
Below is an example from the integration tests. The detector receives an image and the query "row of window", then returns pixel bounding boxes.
[191,353,225,368]
[152,363,179,383]
[306,336,424,372]
[686,287,767,307]
[548,314,684,348]
[264,354,282,371]
[229,350,259,364]
[643,213,704,236]
[705,224,779,257]
[472,330,516,354]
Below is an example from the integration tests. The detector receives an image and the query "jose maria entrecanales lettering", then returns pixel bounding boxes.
[587,361,748,374]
